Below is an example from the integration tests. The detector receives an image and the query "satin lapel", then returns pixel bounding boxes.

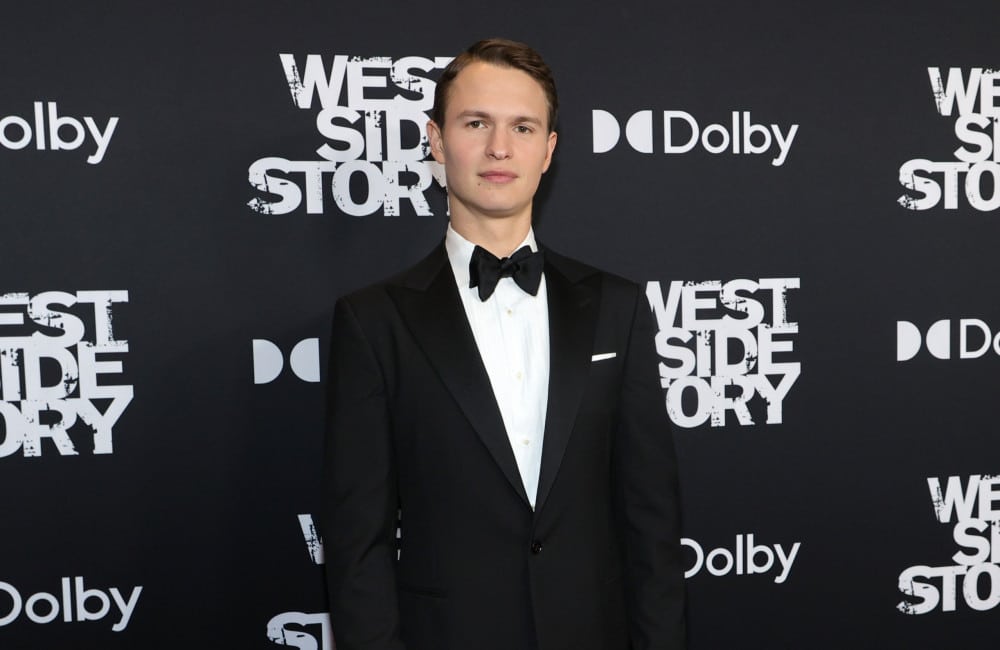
[386,245,531,508]
[535,255,601,514]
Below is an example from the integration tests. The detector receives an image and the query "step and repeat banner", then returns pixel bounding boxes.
[2,1,998,648]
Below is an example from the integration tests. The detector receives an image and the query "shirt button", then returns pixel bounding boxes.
[515,371,523,380]
[506,308,513,316]
[530,540,543,554]
[521,438,530,446]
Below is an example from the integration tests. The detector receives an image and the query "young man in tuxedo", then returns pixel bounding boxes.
[324,38,685,650]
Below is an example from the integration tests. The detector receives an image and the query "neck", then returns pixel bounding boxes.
[449,212,532,258]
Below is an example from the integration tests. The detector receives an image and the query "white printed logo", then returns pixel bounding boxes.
[268,611,333,650]
[592,109,798,166]
[897,319,1000,361]
[0,102,118,164]
[297,513,325,565]
[898,474,1000,614]
[0,291,132,457]
[646,279,800,428]
[899,68,1000,211]
[248,54,452,216]
[252,338,320,384]
[682,534,800,584]
[266,514,333,650]
[0,576,141,632]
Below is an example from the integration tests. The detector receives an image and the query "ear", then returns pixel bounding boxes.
[426,119,446,164]
[541,130,558,173]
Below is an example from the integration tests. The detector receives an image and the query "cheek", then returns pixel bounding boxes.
[532,149,553,173]
[443,142,477,168]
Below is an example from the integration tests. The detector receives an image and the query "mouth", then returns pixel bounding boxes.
[479,170,518,184]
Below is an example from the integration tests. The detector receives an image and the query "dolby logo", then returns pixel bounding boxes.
[591,109,798,166]
[0,101,119,164]
[896,319,1000,361]
[252,338,320,383]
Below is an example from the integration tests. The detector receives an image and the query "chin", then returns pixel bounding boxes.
[479,205,528,219]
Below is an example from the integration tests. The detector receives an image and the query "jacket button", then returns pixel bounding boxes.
[530,540,543,554]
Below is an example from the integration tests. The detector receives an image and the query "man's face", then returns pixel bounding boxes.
[427,61,557,224]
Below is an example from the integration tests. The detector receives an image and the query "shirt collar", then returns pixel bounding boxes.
[445,224,538,289]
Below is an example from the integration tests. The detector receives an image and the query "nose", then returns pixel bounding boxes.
[486,128,511,160]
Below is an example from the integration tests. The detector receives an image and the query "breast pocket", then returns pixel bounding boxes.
[584,349,623,407]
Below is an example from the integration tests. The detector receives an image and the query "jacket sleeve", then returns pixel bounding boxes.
[323,296,406,650]
[614,284,687,649]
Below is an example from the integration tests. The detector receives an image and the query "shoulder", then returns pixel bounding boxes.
[543,245,642,301]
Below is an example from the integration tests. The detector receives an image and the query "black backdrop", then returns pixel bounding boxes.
[2,1,1000,647]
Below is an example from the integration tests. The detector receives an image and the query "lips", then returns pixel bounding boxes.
[479,170,517,183]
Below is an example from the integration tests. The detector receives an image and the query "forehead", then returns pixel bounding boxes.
[445,61,548,120]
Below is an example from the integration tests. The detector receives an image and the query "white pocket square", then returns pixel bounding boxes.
[591,352,617,362]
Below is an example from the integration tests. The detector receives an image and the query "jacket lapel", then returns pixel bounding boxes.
[386,244,532,507]
[534,249,601,514]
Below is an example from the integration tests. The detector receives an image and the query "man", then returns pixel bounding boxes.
[324,38,685,650]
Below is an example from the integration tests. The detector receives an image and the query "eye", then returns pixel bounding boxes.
[467,119,485,129]
[514,124,533,134]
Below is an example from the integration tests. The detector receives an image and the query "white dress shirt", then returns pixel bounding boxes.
[445,224,550,509]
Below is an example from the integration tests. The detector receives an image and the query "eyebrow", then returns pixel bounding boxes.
[456,110,544,126]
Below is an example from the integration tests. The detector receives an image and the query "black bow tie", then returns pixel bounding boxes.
[469,245,545,301]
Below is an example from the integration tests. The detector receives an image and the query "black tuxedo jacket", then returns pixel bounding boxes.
[323,243,685,650]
